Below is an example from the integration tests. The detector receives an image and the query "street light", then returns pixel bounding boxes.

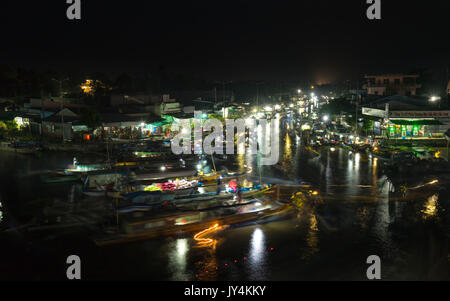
[429,96,441,109]
[429,96,441,102]
[322,115,329,122]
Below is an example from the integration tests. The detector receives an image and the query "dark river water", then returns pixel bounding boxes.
[0,132,449,280]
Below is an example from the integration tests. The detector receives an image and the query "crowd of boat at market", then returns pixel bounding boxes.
[31,140,295,245]
[312,136,450,175]
[38,139,273,215]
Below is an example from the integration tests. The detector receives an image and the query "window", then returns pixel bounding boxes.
[404,77,414,85]
[394,79,400,85]
[383,79,389,84]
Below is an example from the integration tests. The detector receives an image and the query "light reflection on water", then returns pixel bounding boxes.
[302,213,319,259]
[248,228,267,280]
[422,194,438,219]
[167,238,189,280]
[0,129,449,280]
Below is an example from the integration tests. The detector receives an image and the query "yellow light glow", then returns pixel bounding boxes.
[309,214,318,231]
[193,223,223,248]
[81,79,94,94]
[373,157,378,167]
[422,194,438,219]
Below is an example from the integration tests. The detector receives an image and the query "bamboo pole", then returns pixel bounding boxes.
[211,151,217,173]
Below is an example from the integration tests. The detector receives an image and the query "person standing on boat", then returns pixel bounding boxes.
[216,177,221,195]
[236,183,242,203]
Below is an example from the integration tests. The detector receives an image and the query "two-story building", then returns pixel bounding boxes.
[364,74,421,96]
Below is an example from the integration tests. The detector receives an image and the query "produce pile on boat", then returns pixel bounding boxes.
[145,179,198,191]
[143,185,163,192]
[159,179,198,190]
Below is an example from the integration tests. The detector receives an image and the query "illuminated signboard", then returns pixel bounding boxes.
[389,111,450,117]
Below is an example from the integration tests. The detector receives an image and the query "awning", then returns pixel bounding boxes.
[389,119,443,125]
[364,115,384,121]
[151,120,170,126]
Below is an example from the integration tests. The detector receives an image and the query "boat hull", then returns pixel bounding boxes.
[94,202,292,246]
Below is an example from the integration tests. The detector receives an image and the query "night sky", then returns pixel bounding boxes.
[0,0,448,82]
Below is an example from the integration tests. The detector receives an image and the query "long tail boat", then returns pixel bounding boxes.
[93,200,292,246]
[116,185,272,213]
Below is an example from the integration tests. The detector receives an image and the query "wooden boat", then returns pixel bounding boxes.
[132,151,165,158]
[0,141,41,154]
[117,196,266,214]
[133,169,197,181]
[115,185,272,213]
[82,189,110,197]
[371,147,396,161]
[121,190,176,204]
[216,171,246,181]
[190,170,230,182]
[93,200,292,246]
[66,163,110,173]
[175,195,268,212]
[41,172,81,184]
[118,183,263,205]
[173,185,272,204]
[82,172,129,188]
[116,205,161,214]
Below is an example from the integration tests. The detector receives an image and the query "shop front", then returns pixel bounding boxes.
[387,119,444,139]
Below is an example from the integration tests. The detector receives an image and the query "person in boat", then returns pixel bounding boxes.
[216,177,222,195]
[228,179,237,192]
[236,183,242,203]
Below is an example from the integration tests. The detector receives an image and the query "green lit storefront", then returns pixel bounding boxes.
[387,119,444,138]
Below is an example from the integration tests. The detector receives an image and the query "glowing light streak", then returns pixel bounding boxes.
[193,223,223,248]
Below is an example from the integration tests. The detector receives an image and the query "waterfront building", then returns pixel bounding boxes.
[363,74,421,96]
[362,95,450,139]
